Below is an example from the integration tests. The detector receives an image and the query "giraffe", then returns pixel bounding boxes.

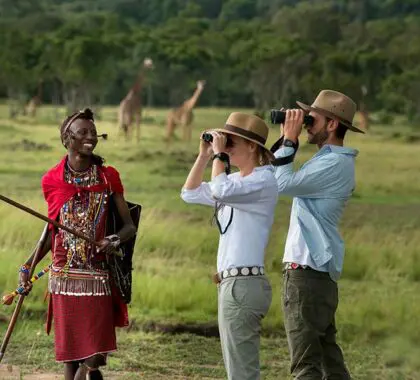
[118,58,153,141]
[358,84,369,131]
[25,80,43,117]
[166,80,206,144]
[358,99,369,131]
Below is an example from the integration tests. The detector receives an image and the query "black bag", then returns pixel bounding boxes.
[106,195,142,304]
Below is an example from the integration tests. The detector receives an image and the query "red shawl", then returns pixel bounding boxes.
[41,156,124,223]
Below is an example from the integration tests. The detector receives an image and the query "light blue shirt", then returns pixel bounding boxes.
[273,144,359,281]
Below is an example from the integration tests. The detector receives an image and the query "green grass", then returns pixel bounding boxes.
[0,105,420,378]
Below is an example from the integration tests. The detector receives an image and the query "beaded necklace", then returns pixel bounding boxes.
[60,162,107,273]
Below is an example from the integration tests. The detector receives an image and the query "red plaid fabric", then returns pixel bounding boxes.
[52,294,117,362]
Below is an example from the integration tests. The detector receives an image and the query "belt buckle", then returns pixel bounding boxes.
[285,262,301,270]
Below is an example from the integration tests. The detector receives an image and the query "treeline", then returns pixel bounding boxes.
[1,0,420,121]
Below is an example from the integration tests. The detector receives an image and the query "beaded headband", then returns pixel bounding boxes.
[61,110,94,138]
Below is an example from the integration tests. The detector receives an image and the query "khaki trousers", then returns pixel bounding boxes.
[218,276,272,380]
[283,269,351,380]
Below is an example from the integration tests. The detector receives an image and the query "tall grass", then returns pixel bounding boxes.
[1,105,420,374]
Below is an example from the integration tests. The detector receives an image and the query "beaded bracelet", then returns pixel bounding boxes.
[105,234,121,249]
[19,264,30,274]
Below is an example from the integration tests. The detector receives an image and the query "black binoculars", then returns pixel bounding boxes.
[201,133,214,143]
[270,110,315,126]
[202,132,234,148]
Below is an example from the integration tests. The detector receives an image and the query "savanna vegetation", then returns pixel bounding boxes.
[0,104,419,379]
[1,0,420,378]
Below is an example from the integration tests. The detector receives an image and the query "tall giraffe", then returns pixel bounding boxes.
[25,80,43,117]
[166,80,206,144]
[118,58,153,141]
[358,84,369,131]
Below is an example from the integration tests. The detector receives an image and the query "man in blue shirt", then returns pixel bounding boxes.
[272,90,365,379]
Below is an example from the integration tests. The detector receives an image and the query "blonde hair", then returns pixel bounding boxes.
[257,146,272,166]
[243,139,271,166]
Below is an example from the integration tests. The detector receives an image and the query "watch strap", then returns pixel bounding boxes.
[270,136,299,167]
[212,152,230,163]
[212,152,231,174]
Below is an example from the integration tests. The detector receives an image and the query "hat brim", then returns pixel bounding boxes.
[296,101,365,134]
[212,129,275,160]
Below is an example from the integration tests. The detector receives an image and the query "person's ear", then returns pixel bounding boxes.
[328,119,339,132]
[249,142,258,153]
[62,133,71,148]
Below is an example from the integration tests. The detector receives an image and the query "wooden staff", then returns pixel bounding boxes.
[0,194,122,257]
[0,224,49,363]
[0,194,97,246]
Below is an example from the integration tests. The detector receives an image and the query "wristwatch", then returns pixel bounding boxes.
[271,137,299,167]
[212,152,230,163]
[282,138,298,149]
[212,152,231,174]
[105,234,121,248]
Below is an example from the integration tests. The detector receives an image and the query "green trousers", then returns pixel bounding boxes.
[283,269,351,380]
[218,276,272,380]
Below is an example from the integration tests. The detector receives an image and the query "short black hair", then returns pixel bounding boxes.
[335,122,348,139]
[326,117,348,139]
[60,108,105,166]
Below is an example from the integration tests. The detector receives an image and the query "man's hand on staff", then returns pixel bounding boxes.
[18,272,33,296]
[283,109,305,143]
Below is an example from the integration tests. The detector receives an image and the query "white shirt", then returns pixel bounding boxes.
[181,166,278,273]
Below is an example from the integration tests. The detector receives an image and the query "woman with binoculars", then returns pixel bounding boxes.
[181,112,278,380]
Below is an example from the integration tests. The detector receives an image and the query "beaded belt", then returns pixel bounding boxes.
[212,266,265,284]
[49,266,111,296]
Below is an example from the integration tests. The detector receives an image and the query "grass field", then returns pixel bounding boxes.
[0,105,419,379]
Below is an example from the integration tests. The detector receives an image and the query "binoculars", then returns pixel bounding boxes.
[202,133,234,148]
[270,110,314,126]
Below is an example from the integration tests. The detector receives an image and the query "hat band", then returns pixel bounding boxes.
[224,124,266,145]
[311,105,352,126]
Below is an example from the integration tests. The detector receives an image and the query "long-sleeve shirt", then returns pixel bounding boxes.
[181,166,278,273]
[273,144,359,281]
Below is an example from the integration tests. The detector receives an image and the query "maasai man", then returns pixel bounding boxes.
[18,108,136,380]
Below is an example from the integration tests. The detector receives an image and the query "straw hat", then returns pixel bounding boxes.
[297,89,364,133]
[213,112,274,158]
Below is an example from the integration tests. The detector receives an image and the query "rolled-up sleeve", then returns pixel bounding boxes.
[180,183,215,207]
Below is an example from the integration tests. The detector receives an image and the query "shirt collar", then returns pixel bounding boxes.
[254,165,273,172]
[231,165,273,177]
[316,144,359,157]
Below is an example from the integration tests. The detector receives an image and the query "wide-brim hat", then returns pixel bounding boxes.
[297,89,365,133]
[213,112,275,159]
